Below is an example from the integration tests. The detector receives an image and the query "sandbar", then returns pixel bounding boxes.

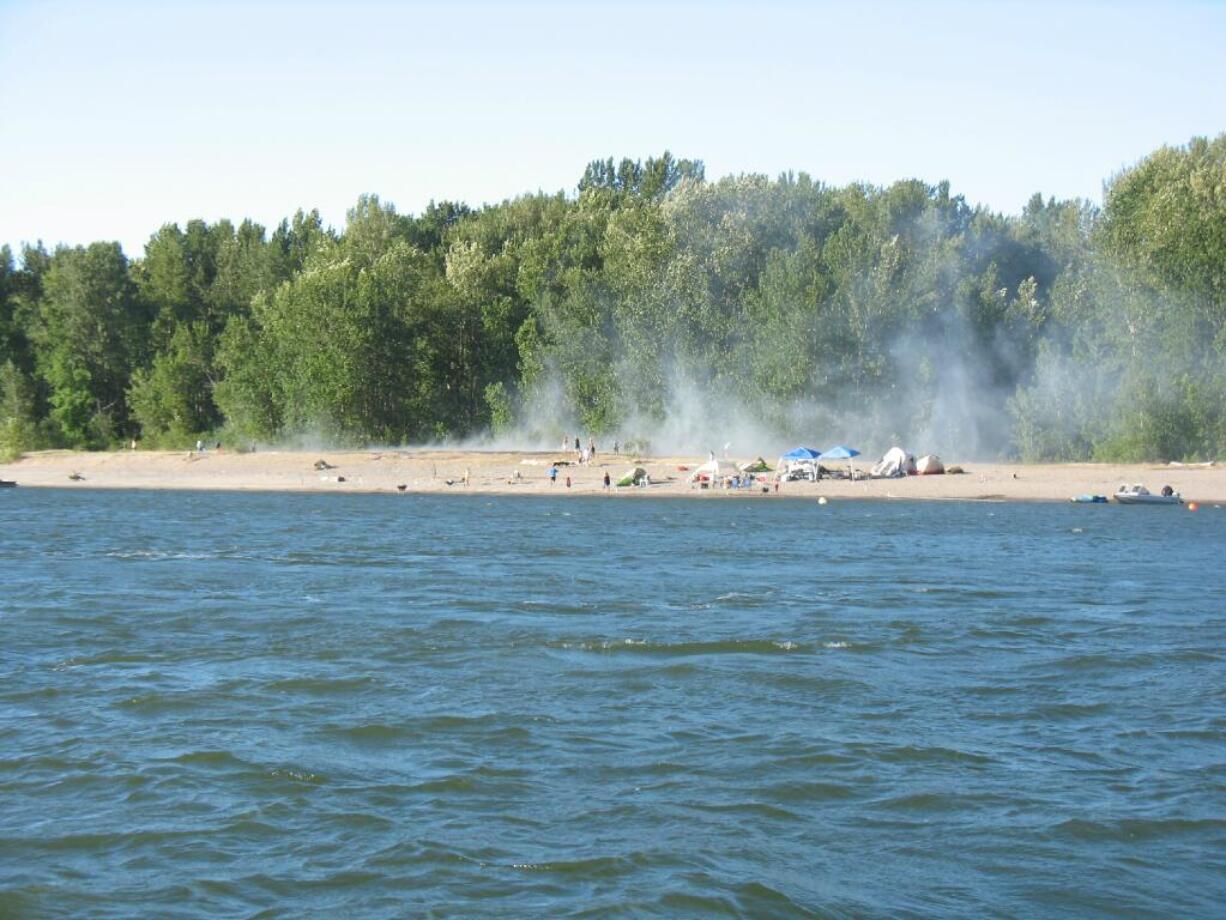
[2,449,1224,504]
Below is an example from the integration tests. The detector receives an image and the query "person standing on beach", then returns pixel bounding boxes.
[565,475,572,488]
[575,436,580,452]
[549,464,558,485]
[589,437,596,463]
[603,471,611,490]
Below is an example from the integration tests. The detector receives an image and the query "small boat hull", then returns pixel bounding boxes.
[1113,493,1182,505]
[0,480,16,488]
[1071,494,1107,503]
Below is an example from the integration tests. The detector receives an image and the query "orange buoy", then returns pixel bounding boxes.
[1188,502,1199,511]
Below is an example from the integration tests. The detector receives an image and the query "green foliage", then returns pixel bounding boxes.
[0,360,49,460]
[33,242,147,446]
[215,197,475,443]
[1099,136,1226,311]
[484,381,513,435]
[128,321,217,438]
[4,141,1226,459]
[213,312,283,442]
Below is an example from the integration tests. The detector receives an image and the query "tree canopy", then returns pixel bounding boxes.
[3,139,1225,462]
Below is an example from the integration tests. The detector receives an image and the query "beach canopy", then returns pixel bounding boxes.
[819,445,860,460]
[777,448,821,481]
[688,458,739,482]
[780,447,822,460]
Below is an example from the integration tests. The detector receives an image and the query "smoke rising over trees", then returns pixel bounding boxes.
[2,140,1225,461]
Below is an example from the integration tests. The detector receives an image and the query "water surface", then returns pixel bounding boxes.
[2,490,1223,917]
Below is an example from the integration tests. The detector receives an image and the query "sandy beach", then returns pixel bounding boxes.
[2,448,1223,503]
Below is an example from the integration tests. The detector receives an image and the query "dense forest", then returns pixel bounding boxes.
[2,135,1225,461]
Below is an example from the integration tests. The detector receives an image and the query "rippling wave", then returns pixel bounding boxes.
[2,490,1224,917]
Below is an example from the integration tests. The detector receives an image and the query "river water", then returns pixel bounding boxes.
[1,490,1223,918]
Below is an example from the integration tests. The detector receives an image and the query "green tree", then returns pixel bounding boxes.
[128,321,218,439]
[33,243,147,445]
[0,360,44,459]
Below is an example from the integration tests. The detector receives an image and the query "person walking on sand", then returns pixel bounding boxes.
[549,464,558,485]
[603,471,611,491]
[565,475,572,488]
[589,437,596,463]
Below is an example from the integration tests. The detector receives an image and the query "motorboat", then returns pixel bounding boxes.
[1112,484,1182,505]
[0,479,16,488]
[1071,494,1107,503]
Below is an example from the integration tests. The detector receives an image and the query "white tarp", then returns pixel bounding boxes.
[871,447,916,478]
[916,454,945,475]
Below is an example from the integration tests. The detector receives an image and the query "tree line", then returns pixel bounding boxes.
[3,138,1225,461]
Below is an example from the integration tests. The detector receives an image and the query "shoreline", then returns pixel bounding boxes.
[2,449,1223,504]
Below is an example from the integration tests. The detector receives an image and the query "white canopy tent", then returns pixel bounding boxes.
[688,458,740,483]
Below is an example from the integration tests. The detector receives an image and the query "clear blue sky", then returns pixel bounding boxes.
[1,0,1223,258]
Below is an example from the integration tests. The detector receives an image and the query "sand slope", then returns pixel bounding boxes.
[2,449,1224,503]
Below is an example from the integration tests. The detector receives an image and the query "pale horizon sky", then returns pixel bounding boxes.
[1,0,1223,259]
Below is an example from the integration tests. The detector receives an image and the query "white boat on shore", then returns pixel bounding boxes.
[1113,484,1182,505]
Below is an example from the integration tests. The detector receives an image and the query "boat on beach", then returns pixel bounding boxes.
[1113,484,1182,505]
[0,479,17,488]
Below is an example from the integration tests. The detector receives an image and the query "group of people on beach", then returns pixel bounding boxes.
[562,434,602,465]
[549,434,621,490]
[547,463,613,491]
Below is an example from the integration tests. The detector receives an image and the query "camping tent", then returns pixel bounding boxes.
[616,467,648,487]
[871,447,916,478]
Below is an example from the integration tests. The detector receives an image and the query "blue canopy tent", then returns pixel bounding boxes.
[819,445,861,479]
[777,446,822,481]
[780,447,822,460]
